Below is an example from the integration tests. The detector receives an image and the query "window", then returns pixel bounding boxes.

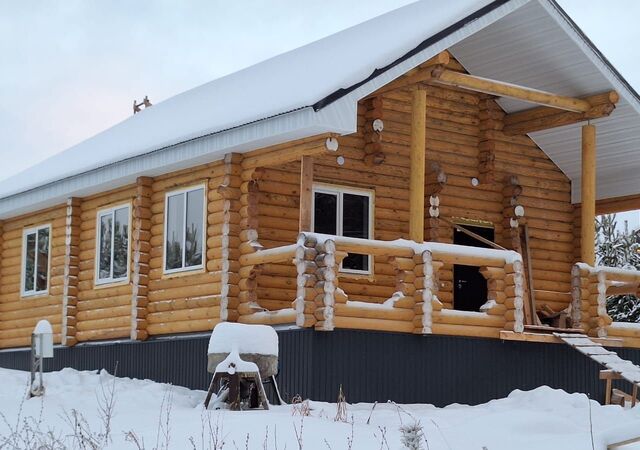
[22,224,50,296]
[96,204,130,284]
[164,185,205,273]
[312,184,373,274]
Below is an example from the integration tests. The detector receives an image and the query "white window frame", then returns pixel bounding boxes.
[95,202,131,286]
[163,184,207,275]
[21,223,52,297]
[311,183,374,275]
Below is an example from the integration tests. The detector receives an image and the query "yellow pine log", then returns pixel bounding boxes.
[237,309,297,325]
[333,316,414,333]
[334,303,414,321]
[76,327,132,342]
[432,323,500,338]
[147,306,220,324]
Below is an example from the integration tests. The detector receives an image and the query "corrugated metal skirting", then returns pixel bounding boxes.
[2,329,639,406]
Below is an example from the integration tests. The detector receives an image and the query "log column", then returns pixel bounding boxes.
[299,156,314,232]
[425,163,446,242]
[502,175,524,251]
[363,97,385,165]
[216,154,243,322]
[413,249,441,334]
[409,89,427,242]
[62,197,81,346]
[292,233,318,328]
[131,177,153,340]
[581,124,596,265]
[504,260,525,333]
[237,167,264,317]
[478,98,504,184]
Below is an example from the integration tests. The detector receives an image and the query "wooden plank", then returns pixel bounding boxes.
[501,331,624,347]
[430,68,592,113]
[519,225,539,326]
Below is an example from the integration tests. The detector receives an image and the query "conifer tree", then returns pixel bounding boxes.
[595,214,640,322]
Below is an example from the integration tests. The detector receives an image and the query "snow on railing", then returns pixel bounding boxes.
[239,232,525,334]
[572,263,640,338]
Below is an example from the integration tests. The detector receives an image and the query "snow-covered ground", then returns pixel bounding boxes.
[1,367,640,450]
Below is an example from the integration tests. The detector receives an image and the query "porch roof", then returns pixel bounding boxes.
[0,0,638,218]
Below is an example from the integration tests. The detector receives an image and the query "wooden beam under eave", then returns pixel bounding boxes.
[365,51,450,99]
[409,89,426,242]
[241,135,336,170]
[430,68,592,113]
[581,124,596,265]
[596,193,640,215]
[503,91,619,135]
[299,156,314,232]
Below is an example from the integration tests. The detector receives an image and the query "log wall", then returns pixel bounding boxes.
[252,56,574,313]
[76,186,135,342]
[146,161,225,336]
[0,205,67,348]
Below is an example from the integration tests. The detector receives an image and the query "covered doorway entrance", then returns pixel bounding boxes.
[453,222,495,312]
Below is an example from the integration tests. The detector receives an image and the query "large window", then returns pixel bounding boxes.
[164,185,205,273]
[312,184,373,274]
[22,224,50,296]
[96,204,130,284]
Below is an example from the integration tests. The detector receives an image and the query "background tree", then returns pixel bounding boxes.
[595,214,640,322]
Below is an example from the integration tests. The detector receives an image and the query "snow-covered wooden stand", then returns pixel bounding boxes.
[204,322,280,410]
[30,320,54,398]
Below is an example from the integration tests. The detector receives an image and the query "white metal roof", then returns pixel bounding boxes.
[0,0,494,215]
[1,0,639,218]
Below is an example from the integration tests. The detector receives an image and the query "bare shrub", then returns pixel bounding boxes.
[293,416,304,450]
[291,395,310,417]
[374,426,390,450]
[399,422,425,450]
[0,390,64,450]
[334,386,347,422]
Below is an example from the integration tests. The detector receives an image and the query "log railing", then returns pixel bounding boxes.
[238,232,525,336]
[572,263,640,338]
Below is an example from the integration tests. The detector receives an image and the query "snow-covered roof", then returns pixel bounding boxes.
[1,0,640,218]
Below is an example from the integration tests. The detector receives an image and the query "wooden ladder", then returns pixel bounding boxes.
[555,332,640,406]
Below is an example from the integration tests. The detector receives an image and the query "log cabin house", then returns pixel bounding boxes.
[2,0,640,399]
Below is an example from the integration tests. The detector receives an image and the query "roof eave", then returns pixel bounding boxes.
[0,106,354,220]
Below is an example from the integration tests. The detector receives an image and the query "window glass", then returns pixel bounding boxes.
[36,228,49,291]
[185,188,204,268]
[164,186,205,272]
[342,193,369,271]
[99,214,112,279]
[113,207,129,279]
[313,186,372,273]
[24,232,36,292]
[97,206,129,282]
[314,192,337,235]
[22,225,49,295]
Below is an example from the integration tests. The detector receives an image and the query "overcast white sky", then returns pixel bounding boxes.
[1,1,639,228]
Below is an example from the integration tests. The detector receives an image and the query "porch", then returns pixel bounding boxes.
[225,53,640,348]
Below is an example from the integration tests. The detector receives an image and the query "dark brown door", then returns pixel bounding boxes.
[453,224,495,312]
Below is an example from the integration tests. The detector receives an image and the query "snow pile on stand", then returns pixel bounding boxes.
[214,349,260,374]
[33,319,53,335]
[208,322,278,356]
[1,367,640,449]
